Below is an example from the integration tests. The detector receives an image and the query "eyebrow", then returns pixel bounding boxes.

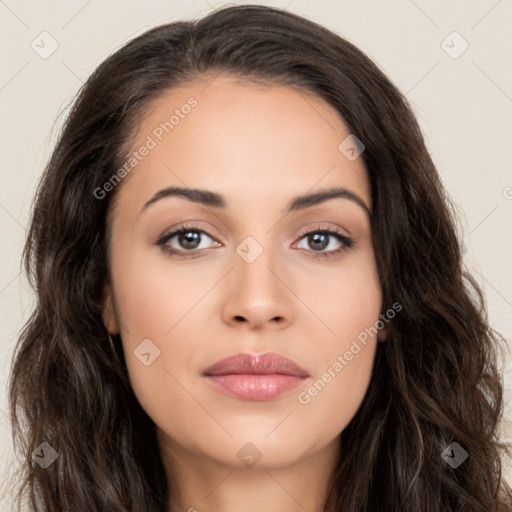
[141,185,371,217]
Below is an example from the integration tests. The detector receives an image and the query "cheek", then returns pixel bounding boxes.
[111,247,209,339]
[110,249,215,429]
[292,249,382,433]
[302,245,382,343]
[297,337,378,428]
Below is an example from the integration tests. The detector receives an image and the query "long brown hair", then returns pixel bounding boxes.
[8,4,511,511]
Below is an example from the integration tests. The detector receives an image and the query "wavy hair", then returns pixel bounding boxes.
[8,4,511,511]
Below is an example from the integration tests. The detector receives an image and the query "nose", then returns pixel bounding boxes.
[221,244,295,331]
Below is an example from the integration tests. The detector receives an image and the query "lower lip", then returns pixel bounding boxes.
[205,374,307,400]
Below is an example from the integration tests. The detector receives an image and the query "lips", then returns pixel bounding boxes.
[203,352,310,378]
[202,353,310,401]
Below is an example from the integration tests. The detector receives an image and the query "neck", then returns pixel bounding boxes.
[157,430,340,512]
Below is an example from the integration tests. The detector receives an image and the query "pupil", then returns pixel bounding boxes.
[310,233,328,250]
[180,231,200,249]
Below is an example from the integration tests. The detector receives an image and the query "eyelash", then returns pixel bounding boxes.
[155,223,354,260]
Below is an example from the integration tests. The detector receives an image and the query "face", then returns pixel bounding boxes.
[103,75,386,471]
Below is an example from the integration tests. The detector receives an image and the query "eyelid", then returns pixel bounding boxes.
[155,223,220,247]
[295,222,350,240]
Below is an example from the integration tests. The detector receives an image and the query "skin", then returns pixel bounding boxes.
[103,75,388,512]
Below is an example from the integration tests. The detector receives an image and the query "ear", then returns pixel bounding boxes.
[101,286,119,335]
[378,322,390,342]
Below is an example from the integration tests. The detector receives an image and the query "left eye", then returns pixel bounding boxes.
[295,229,353,256]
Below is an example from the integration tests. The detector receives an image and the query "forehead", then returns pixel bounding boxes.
[113,75,370,216]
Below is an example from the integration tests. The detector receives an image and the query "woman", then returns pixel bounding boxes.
[8,4,511,511]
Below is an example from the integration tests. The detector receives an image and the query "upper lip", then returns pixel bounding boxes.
[203,352,310,378]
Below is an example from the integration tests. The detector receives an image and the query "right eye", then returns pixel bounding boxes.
[156,224,221,258]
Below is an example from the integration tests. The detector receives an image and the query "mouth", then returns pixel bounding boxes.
[202,352,310,401]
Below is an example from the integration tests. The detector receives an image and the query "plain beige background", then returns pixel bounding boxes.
[1,0,511,507]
